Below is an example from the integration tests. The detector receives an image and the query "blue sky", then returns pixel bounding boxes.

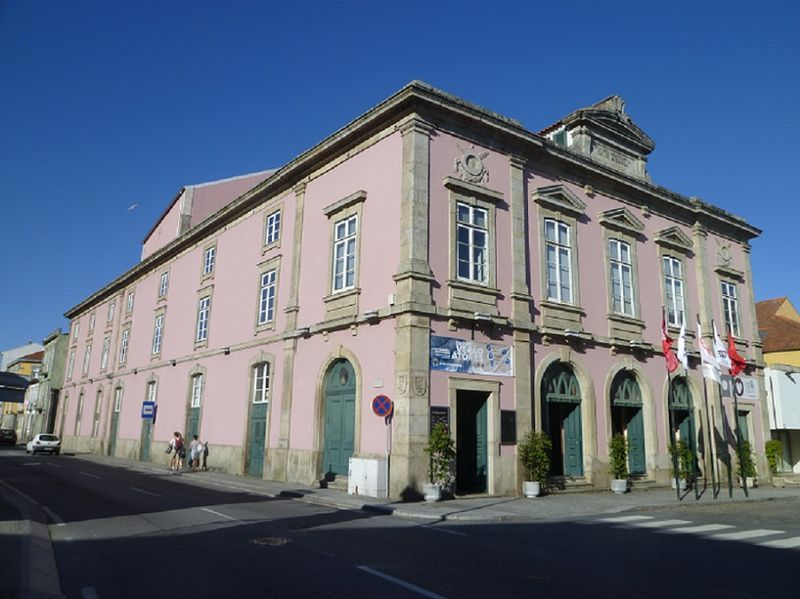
[1,1,798,351]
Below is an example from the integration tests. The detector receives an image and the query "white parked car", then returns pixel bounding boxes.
[26,433,61,455]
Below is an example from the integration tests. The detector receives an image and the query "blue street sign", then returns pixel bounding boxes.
[372,395,393,418]
[141,401,156,419]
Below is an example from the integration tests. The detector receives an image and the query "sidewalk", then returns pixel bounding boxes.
[77,452,800,523]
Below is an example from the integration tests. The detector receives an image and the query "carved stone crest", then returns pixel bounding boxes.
[454,144,490,184]
[413,375,428,397]
[716,241,733,268]
[397,373,408,395]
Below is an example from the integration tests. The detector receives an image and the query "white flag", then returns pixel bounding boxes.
[698,317,721,382]
[713,320,732,371]
[677,321,688,371]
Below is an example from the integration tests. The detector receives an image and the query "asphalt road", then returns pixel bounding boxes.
[1,447,799,599]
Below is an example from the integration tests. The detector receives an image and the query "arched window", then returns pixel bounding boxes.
[253,363,270,404]
[190,373,204,408]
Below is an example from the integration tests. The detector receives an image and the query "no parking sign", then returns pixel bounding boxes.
[371,395,393,418]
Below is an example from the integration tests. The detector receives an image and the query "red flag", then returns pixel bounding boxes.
[728,333,746,376]
[662,310,679,373]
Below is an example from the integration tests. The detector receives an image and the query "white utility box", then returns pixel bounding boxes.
[348,457,388,498]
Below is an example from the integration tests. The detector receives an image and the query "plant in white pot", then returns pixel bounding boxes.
[519,430,552,498]
[608,433,629,494]
[423,422,455,502]
[736,439,757,489]
[668,440,692,490]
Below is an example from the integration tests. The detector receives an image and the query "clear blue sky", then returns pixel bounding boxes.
[1,1,798,351]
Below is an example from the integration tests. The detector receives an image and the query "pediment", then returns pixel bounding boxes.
[532,184,586,216]
[599,207,644,235]
[655,226,693,253]
[570,96,655,154]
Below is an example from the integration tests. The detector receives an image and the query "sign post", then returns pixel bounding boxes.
[371,395,393,496]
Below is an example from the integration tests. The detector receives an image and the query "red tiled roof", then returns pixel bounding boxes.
[757,298,800,353]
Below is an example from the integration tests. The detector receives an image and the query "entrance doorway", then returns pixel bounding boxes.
[140,419,152,462]
[670,377,697,475]
[543,363,583,477]
[456,391,488,494]
[322,359,356,479]
[610,371,646,475]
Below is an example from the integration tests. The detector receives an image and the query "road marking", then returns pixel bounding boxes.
[42,506,64,525]
[80,472,102,479]
[710,529,784,541]
[81,586,98,599]
[201,507,239,522]
[0,479,40,506]
[599,515,653,523]
[357,566,447,599]
[46,462,62,468]
[629,519,692,529]
[664,524,735,534]
[130,487,162,497]
[759,537,800,549]
[422,525,467,537]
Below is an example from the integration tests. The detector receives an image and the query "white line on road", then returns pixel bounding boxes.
[598,515,653,523]
[629,519,692,528]
[710,529,784,541]
[759,536,800,549]
[130,487,162,497]
[0,479,40,506]
[81,586,98,599]
[422,525,467,537]
[80,472,102,479]
[201,507,239,522]
[357,566,448,599]
[42,506,64,525]
[664,524,735,534]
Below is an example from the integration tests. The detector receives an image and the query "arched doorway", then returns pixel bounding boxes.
[322,359,356,479]
[670,377,697,474]
[610,371,646,476]
[543,363,583,477]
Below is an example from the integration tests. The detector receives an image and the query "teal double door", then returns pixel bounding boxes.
[544,365,584,477]
[322,360,356,478]
[456,391,488,494]
[247,402,268,477]
[611,372,646,476]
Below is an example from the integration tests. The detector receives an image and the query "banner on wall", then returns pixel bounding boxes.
[720,375,759,401]
[430,335,513,377]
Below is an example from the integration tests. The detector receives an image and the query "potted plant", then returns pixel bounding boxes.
[668,440,693,490]
[765,439,782,476]
[518,430,552,497]
[736,440,757,488]
[423,422,456,502]
[608,433,629,494]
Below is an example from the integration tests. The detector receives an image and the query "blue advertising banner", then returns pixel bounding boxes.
[430,335,513,377]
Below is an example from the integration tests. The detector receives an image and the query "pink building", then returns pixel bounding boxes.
[58,82,766,497]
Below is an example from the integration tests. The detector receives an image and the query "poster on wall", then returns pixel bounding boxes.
[720,375,759,401]
[430,335,513,377]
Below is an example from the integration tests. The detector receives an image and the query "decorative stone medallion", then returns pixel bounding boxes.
[454,145,490,184]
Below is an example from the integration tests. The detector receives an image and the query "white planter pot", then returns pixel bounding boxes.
[670,478,687,491]
[610,479,628,494]
[739,476,757,489]
[523,481,541,498]
[423,482,442,502]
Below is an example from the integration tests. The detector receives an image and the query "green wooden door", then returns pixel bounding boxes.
[737,411,750,442]
[323,360,356,477]
[140,419,152,462]
[611,372,645,475]
[456,392,488,494]
[109,412,119,457]
[627,408,646,475]
[563,404,583,476]
[186,407,200,440]
[544,365,583,477]
[247,402,268,478]
[475,399,488,490]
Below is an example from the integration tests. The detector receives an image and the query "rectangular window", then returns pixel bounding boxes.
[107,300,115,323]
[114,387,123,412]
[203,246,216,276]
[147,381,157,403]
[663,256,685,327]
[609,239,634,316]
[544,218,572,303]
[196,296,211,342]
[126,291,135,313]
[88,313,96,334]
[265,210,281,245]
[75,393,84,436]
[152,314,164,355]
[332,214,358,292]
[258,270,277,325]
[92,392,102,437]
[100,336,111,370]
[82,343,92,376]
[72,322,80,342]
[191,374,204,408]
[253,363,270,403]
[67,349,75,380]
[118,329,130,365]
[456,202,489,284]
[158,272,169,298]
[721,281,740,337]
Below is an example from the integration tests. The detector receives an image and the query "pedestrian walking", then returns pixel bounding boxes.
[202,441,210,471]
[189,435,200,472]
[172,431,185,474]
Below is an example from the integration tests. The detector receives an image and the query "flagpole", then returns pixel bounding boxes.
[733,389,749,498]
[667,365,681,501]
[702,376,719,499]
[712,317,734,499]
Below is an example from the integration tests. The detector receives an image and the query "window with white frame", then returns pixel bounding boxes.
[114,386,123,412]
[609,239,635,316]
[82,343,92,376]
[258,270,277,325]
[75,392,84,436]
[107,300,115,323]
[152,314,164,355]
[88,313,96,334]
[196,296,211,342]
[456,202,489,284]
[721,281,740,337]
[158,271,169,298]
[252,362,270,404]
[190,373,204,408]
[100,336,111,370]
[332,215,358,293]
[146,380,157,403]
[67,349,75,380]
[265,210,281,245]
[92,390,102,437]
[203,246,216,276]
[72,322,80,343]
[126,291,135,313]
[663,256,685,327]
[544,218,573,303]
[118,329,129,365]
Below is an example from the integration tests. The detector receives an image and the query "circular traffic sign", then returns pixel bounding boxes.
[371,394,393,418]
